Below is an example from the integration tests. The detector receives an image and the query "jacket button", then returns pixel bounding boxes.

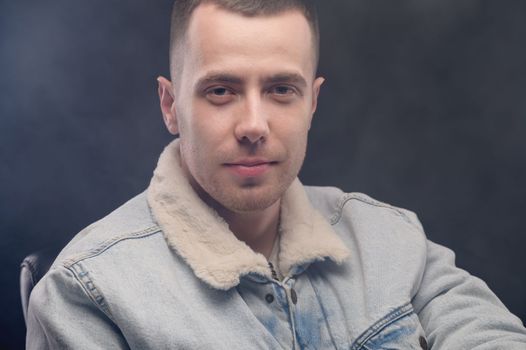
[290,288,298,304]
[419,336,428,350]
[265,294,274,304]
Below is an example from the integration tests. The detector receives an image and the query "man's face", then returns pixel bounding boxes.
[159,3,324,213]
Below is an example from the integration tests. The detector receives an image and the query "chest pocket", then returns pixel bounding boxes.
[351,305,428,350]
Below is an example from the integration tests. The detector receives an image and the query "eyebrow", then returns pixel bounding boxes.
[265,73,307,88]
[195,74,243,91]
[194,72,308,91]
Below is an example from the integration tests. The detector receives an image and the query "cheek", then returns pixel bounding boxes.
[179,136,212,189]
[271,109,311,141]
[178,106,222,148]
[270,101,312,125]
[192,103,234,138]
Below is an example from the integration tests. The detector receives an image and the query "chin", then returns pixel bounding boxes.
[203,170,298,213]
[214,184,283,213]
[226,191,281,213]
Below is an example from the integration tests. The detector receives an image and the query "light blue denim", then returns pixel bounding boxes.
[26,187,526,349]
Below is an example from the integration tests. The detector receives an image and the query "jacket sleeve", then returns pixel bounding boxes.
[26,265,129,349]
[412,238,526,349]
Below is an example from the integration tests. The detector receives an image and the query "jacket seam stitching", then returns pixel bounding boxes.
[330,194,419,230]
[61,225,161,267]
[349,302,414,350]
[63,264,115,321]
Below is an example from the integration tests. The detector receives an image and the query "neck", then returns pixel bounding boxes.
[215,200,281,259]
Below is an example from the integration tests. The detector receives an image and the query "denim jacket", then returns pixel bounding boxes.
[27,140,526,349]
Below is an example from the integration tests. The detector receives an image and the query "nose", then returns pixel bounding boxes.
[234,95,269,144]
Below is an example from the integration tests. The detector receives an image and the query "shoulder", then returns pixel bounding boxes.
[304,185,428,267]
[31,191,173,317]
[52,191,164,270]
[304,185,423,231]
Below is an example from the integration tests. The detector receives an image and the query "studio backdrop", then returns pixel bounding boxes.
[1,1,525,349]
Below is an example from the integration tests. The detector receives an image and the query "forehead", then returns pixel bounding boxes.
[180,3,316,79]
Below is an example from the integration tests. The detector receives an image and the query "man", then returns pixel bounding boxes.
[26,0,526,349]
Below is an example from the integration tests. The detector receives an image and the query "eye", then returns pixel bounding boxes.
[271,85,295,95]
[210,87,230,96]
[269,85,299,103]
[205,86,235,105]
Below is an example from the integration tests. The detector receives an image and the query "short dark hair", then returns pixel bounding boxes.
[169,0,320,78]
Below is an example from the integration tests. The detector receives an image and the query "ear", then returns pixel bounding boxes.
[157,76,179,135]
[308,76,325,129]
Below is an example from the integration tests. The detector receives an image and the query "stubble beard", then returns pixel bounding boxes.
[210,176,291,213]
[180,137,307,214]
[195,155,304,214]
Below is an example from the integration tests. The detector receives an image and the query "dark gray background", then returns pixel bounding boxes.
[1,0,525,348]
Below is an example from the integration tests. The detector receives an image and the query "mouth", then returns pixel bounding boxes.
[224,159,277,177]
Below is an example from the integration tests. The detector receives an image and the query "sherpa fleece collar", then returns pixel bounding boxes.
[147,140,350,290]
